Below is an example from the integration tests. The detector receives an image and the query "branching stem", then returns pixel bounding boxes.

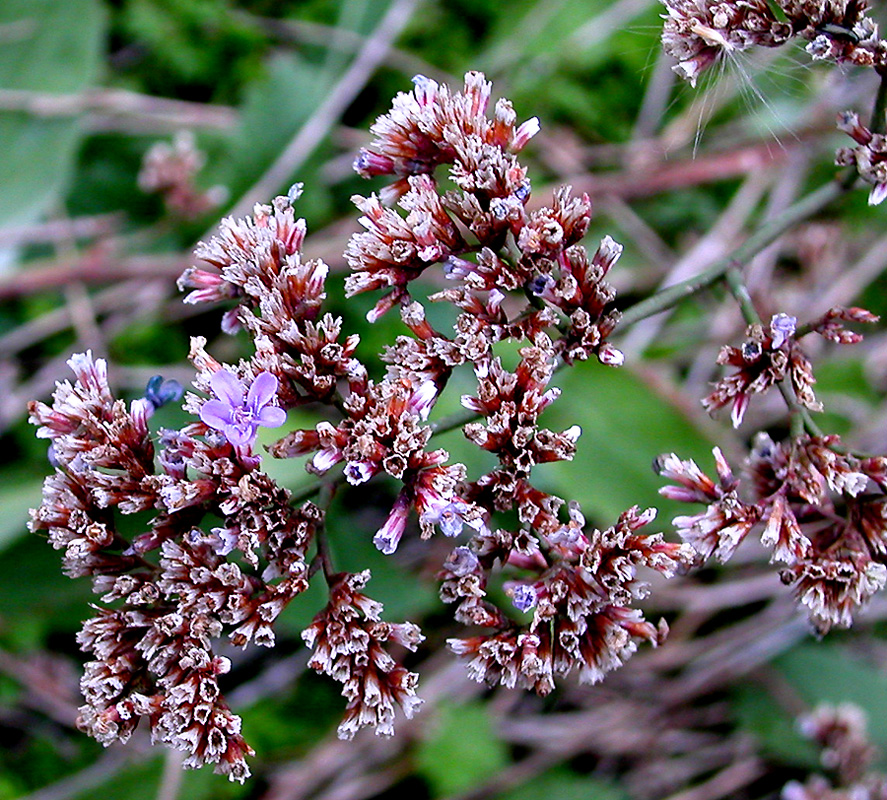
[308,481,338,581]
[616,178,847,328]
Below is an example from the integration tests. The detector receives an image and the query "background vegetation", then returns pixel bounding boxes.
[3,1,887,798]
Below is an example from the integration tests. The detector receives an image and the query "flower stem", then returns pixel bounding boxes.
[722,264,761,327]
[617,178,847,329]
[309,481,338,581]
[870,69,887,136]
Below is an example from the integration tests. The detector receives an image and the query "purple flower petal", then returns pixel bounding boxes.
[247,371,279,411]
[210,369,244,407]
[256,406,286,428]
[200,399,235,430]
[225,424,256,447]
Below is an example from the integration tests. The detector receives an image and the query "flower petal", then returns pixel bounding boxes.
[225,423,256,447]
[210,369,244,407]
[200,399,234,431]
[247,371,279,411]
[869,182,887,206]
[256,406,286,428]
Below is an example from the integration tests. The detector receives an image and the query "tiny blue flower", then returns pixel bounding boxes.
[144,375,184,412]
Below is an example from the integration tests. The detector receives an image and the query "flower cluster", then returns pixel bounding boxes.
[302,571,424,739]
[346,71,622,366]
[661,0,887,87]
[659,432,887,634]
[28,353,316,781]
[446,505,693,694]
[138,131,225,219]
[29,71,700,777]
[703,308,877,428]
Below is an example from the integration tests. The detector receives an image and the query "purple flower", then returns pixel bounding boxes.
[373,493,411,555]
[510,583,538,612]
[769,313,797,349]
[199,369,286,446]
[420,499,476,538]
[144,375,184,413]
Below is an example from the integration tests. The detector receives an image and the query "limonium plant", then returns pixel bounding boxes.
[26,0,887,783]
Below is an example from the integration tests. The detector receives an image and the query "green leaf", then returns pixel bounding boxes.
[0,475,43,553]
[730,684,820,768]
[415,701,509,797]
[0,534,93,638]
[0,0,105,225]
[538,362,715,523]
[213,53,335,203]
[326,485,439,622]
[71,755,244,800]
[497,767,629,800]
[776,642,887,755]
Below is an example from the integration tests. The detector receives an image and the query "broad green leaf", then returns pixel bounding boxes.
[240,677,343,757]
[776,643,887,755]
[416,701,509,797]
[0,534,92,634]
[212,53,335,206]
[325,484,439,621]
[497,767,629,800]
[0,475,42,553]
[538,362,715,524]
[0,0,105,225]
[730,684,820,768]
[71,755,244,800]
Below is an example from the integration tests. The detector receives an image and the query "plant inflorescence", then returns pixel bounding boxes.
[26,0,887,782]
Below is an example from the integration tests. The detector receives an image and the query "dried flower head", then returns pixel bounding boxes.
[784,703,885,798]
[138,131,225,218]
[30,70,698,780]
[302,571,424,739]
[703,313,819,428]
[662,0,887,87]
[703,306,876,429]
[660,432,887,634]
[29,352,321,780]
[661,0,792,86]
[836,111,887,206]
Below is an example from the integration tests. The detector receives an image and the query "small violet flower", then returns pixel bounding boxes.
[144,375,184,413]
[769,313,797,350]
[420,499,478,538]
[199,369,286,447]
[509,583,538,613]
